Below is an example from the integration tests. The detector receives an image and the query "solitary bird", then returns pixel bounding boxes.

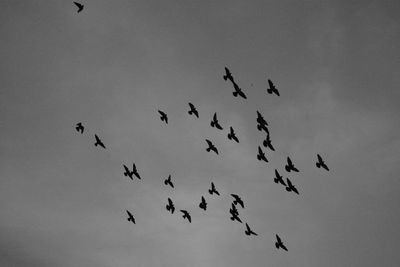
[180,210,191,223]
[123,164,134,180]
[75,122,84,134]
[267,79,280,96]
[208,182,220,196]
[188,102,199,118]
[231,194,244,209]
[166,198,175,214]
[275,234,288,251]
[73,2,84,13]
[257,146,268,163]
[316,154,329,171]
[245,223,258,236]
[158,110,168,124]
[131,163,141,180]
[285,157,299,172]
[164,175,174,188]
[227,126,239,143]
[205,139,219,155]
[263,132,275,151]
[273,169,286,186]
[223,67,234,82]
[94,134,106,149]
[285,178,299,195]
[232,82,247,99]
[199,196,207,211]
[126,210,135,224]
[210,113,223,130]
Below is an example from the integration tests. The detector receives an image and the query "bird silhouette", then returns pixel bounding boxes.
[285,157,299,172]
[199,196,207,211]
[164,175,174,188]
[73,2,84,13]
[126,210,135,224]
[316,154,329,171]
[263,133,275,151]
[180,210,191,223]
[285,178,299,195]
[223,67,234,82]
[227,126,239,143]
[123,164,134,180]
[256,111,269,134]
[231,194,244,208]
[232,81,247,99]
[75,122,84,134]
[158,110,168,124]
[275,234,288,251]
[166,198,175,214]
[188,102,199,118]
[208,182,220,196]
[205,139,219,155]
[267,79,280,96]
[257,146,268,163]
[210,113,223,130]
[94,134,106,149]
[245,223,257,236]
[132,163,141,180]
[273,169,286,186]
[229,205,242,223]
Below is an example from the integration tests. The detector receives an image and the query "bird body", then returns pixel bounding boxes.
[316,154,329,171]
[158,110,168,124]
[205,139,219,155]
[188,103,199,118]
[94,134,106,149]
[267,79,280,96]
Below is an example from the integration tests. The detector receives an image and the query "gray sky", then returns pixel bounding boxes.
[1,0,400,266]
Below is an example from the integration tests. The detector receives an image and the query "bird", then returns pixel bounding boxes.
[275,234,288,251]
[123,164,134,180]
[188,102,199,118]
[285,157,299,172]
[223,67,234,82]
[166,198,175,214]
[94,134,106,149]
[245,223,258,236]
[231,194,244,209]
[232,81,247,99]
[227,126,239,143]
[263,132,275,151]
[132,163,141,180]
[210,113,223,130]
[205,139,219,155]
[229,206,242,223]
[126,210,135,224]
[75,122,84,134]
[316,154,329,171]
[256,111,269,134]
[285,178,299,195]
[267,79,280,96]
[273,169,286,186]
[73,2,84,13]
[257,146,268,163]
[180,210,191,223]
[164,175,174,188]
[199,196,207,211]
[158,110,168,124]
[208,182,220,196]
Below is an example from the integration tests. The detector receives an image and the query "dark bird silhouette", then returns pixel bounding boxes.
[126,210,135,224]
[275,234,288,251]
[285,157,299,172]
[73,2,84,13]
[245,223,258,236]
[257,146,268,163]
[227,126,239,143]
[94,134,106,149]
[263,133,275,151]
[210,113,223,130]
[164,175,174,188]
[205,139,219,155]
[123,164,134,180]
[75,122,84,134]
[231,194,244,209]
[232,82,247,99]
[267,79,280,96]
[223,67,234,82]
[208,182,220,196]
[158,110,168,124]
[285,178,299,195]
[166,198,175,214]
[188,102,199,118]
[273,169,286,186]
[229,205,242,223]
[256,111,269,134]
[199,196,207,211]
[180,210,191,223]
[132,163,141,180]
[316,154,329,171]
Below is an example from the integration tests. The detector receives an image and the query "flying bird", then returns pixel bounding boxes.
[256,111,269,134]
[232,82,247,99]
[285,178,299,195]
[199,196,207,211]
[180,210,191,223]
[275,234,288,251]
[267,79,280,96]
[229,206,242,223]
[205,139,219,155]
[158,110,168,124]
[123,164,134,180]
[164,175,174,188]
[245,223,258,236]
[285,157,299,172]
[227,126,239,143]
[75,122,84,134]
[257,146,268,163]
[316,154,329,171]
[273,169,286,186]
[132,163,141,180]
[231,194,244,209]
[126,210,135,224]
[188,102,199,118]
[73,2,84,13]
[210,112,223,130]
[94,134,106,149]
[223,67,234,82]
[263,132,275,151]
[208,182,220,196]
[166,198,175,214]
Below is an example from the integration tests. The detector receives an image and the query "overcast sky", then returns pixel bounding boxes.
[1,1,400,266]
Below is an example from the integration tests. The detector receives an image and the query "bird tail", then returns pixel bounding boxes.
[228,134,232,140]
[210,121,214,127]
[223,75,228,81]
[206,148,211,152]
[275,242,279,249]
[316,162,320,168]
[188,110,192,115]
[273,178,278,183]
[285,165,290,172]
[233,91,238,97]
[286,186,291,192]
[257,155,261,161]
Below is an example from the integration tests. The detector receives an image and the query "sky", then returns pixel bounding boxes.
[0,0,400,266]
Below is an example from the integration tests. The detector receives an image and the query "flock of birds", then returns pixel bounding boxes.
[72,1,330,254]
